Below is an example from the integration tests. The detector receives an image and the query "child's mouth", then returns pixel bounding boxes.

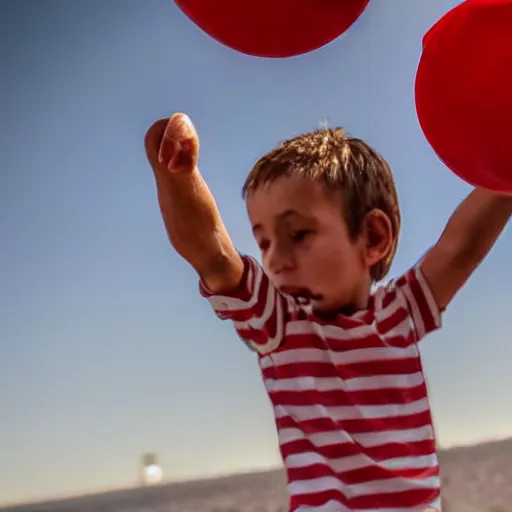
[279,287,323,302]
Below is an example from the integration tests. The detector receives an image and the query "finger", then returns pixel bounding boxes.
[158,121,177,168]
[144,118,168,167]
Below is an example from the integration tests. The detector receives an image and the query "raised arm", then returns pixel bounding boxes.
[144,113,243,293]
[145,113,288,355]
[421,188,512,311]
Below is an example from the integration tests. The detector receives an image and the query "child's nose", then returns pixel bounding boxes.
[267,246,294,275]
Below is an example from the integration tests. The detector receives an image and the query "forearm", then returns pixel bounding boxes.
[421,188,512,310]
[155,167,243,289]
[437,188,512,264]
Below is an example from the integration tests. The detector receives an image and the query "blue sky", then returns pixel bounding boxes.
[1,0,511,505]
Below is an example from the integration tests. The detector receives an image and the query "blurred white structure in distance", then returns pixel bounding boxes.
[140,452,163,486]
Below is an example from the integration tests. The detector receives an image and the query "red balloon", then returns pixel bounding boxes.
[415,0,512,194]
[174,0,370,58]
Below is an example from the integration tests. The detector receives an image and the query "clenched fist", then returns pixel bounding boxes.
[143,112,248,291]
[145,113,200,175]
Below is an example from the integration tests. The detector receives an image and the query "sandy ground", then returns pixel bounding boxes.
[2,438,511,512]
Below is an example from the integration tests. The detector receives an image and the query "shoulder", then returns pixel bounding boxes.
[372,265,442,344]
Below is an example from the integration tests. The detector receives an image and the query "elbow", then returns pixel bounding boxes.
[196,250,244,294]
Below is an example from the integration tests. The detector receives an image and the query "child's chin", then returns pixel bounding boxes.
[311,297,353,315]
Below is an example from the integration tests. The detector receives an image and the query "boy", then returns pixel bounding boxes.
[145,113,511,511]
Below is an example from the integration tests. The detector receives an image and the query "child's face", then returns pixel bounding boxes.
[246,176,372,312]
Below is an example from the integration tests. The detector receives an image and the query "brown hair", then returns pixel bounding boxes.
[242,127,401,281]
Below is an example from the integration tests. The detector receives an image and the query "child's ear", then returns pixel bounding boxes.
[363,209,394,269]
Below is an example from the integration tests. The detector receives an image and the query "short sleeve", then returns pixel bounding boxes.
[199,254,288,355]
[374,265,442,346]
[395,265,441,340]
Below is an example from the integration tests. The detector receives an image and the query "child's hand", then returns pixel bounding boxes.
[145,113,199,174]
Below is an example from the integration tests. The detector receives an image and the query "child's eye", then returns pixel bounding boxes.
[291,230,311,243]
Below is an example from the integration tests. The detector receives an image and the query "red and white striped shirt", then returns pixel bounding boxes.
[200,255,442,511]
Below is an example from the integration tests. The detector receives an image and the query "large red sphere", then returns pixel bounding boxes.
[174,0,370,58]
[415,0,512,194]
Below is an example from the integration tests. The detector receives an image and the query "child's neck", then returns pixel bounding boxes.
[315,274,373,317]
